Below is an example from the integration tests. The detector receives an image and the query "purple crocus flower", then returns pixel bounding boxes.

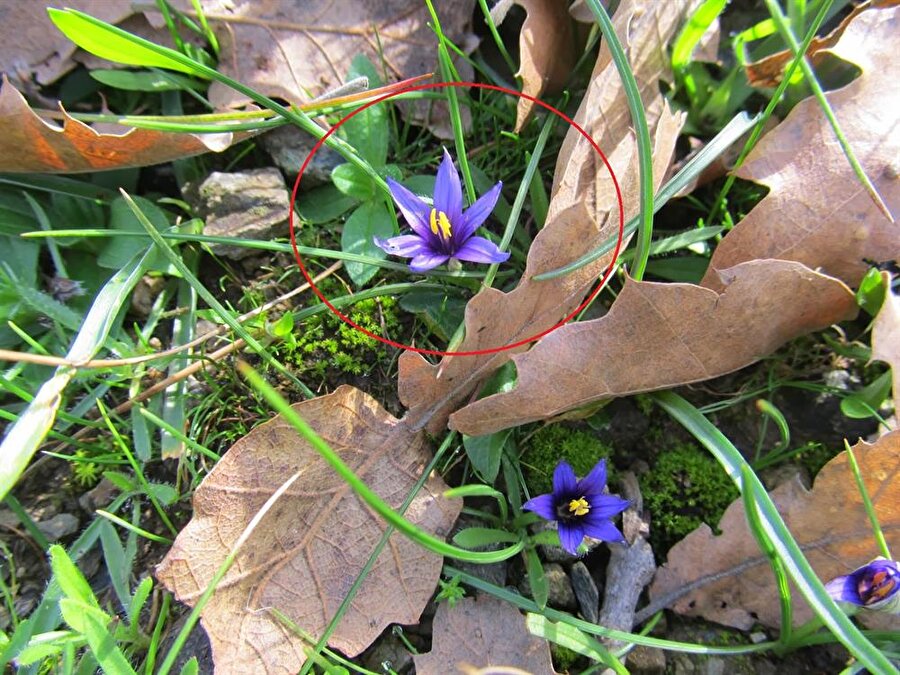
[523,459,629,555]
[825,557,900,613]
[374,149,510,273]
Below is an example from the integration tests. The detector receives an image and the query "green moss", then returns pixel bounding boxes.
[794,440,837,477]
[521,424,615,496]
[286,294,400,377]
[640,442,738,553]
[550,643,582,673]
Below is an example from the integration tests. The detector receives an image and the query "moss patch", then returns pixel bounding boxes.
[640,442,738,553]
[521,424,615,496]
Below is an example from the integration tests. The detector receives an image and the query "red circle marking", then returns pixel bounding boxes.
[289,81,624,357]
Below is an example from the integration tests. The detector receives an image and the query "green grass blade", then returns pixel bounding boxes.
[672,0,728,71]
[584,0,654,281]
[526,613,628,674]
[652,390,898,675]
[0,247,151,501]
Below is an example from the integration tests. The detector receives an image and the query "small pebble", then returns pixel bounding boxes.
[544,563,577,610]
[36,513,79,541]
[570,561,600,624]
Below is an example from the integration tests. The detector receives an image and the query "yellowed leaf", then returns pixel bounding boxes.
[648,431,900,630]
[703,4,900,289]
[0,77,251,173]
[873,273,900,414]
[449,260,857,435]
[155,386,461,672]
[413,596,558,675]
[400,0,696,435]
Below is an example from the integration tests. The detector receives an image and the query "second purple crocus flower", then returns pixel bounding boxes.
[374,149,510,273]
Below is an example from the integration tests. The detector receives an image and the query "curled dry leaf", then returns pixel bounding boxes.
[872,273,900,414]
[187,0,476,127]
[743,0,898,88]
[493,0,577,131]
[703,4,900,290]
[400,0,697,435]
[156,386,461,672]
[449,260,857,435]
[0,78,251,173]
[648,431,900,630]
[413,595,558,675]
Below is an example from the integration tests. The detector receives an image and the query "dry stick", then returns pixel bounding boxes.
[0,261,342,369]
[38,262,342,458]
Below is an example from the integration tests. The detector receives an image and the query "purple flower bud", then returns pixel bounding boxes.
[825,557,900,614]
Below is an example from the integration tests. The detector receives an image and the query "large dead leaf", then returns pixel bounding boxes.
[0,78,251,173]
[702,4,900,290]
[449,260,857,435]
[0,1,131,86]
[156,386,461,672]
[648,431,900,630]
[493,0,577,131]
[184,0,476,115]
[399,0,696,435]
[413,595,558,675]
[873,273,900,414]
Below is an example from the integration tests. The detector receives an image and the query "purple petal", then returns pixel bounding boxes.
[387,177,431,238]
[558,522,584,555]
[577,459,608,497]
[374,234,428,258]
[587,494,630,519]
[409,253,450,273]
[552,461,578,498]
[452,236,511,265]
[522,494,556,521]
[582,516,625,544]
[826,574,862,605]
[458,181,502,241]
[433,148,463,224]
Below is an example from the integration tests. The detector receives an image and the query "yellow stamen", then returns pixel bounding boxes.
[568,497,590,517]
[429,208,452,238]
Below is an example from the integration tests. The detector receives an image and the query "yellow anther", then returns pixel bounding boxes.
[429,208,452,238]
[568,497,590,517]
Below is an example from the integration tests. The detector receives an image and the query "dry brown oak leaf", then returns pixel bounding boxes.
[156,386,461,672]
[399,0,699,435]
[701,4,900,292]
[492,0,578,131]
[413,595,558,675]
[183,0,475,113]
[0,77,251,173]
[449,260,857,435]
[648,430,900,631]
[873,272,900,414]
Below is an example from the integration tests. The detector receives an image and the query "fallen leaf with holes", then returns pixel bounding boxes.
[187,0,476,130]
[873,273,900,414]
[743,0,897,87]
[0,77,252,173]
[648,431,900,630]
[703,4,900,289]
[156,386,461,673]
[413,595,558,675]
[492,0,578,131]
[399,0,697,435]
[449,260,857,435]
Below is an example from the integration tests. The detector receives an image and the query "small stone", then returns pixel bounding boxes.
[260,125,343,186]
[704,656,726,675]
[131,275,166,318]
[184,168,290,260]
[544,563,577,610]
[570,561,599,624]
[79,477,120,513]
[627,645,666,674]
[36,513,79,541]
[759,463,810,492]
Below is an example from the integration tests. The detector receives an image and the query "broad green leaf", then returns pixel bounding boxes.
[179,657,199,675]
[99,521,132,612]
[341,55,388,166]
[463,429,512,484]
[99,195,174,273]
[341,201,393,287]
[295,184,356,224]
[58,599,137,675]
[49,545,99,608]
[128,577,153,629]
[841,370,892,419]
[90,70,200,92]
[398,289,466,341]
[857,266,886,316]
[47,8,205,77]
[672,0,727,70]
[644,255,709,283]
[524,547,548,610]
[452,527,520,548]
[331,163,376,201]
